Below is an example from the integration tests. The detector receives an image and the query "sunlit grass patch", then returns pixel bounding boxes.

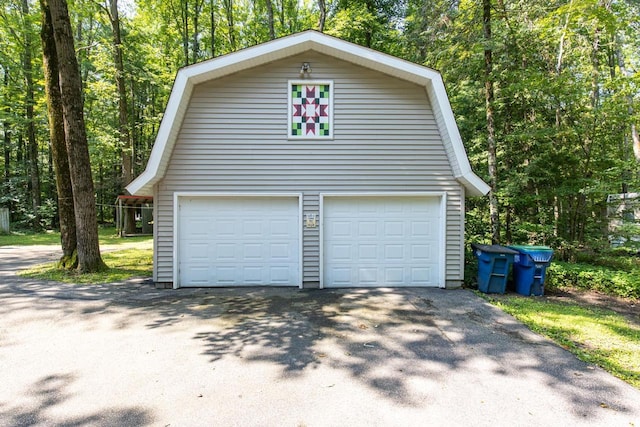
[484,294,640,389]
[0,229,62,246]
[0,227,152,247]
[19,247,152,284]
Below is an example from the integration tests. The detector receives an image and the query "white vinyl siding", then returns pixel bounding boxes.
[155,51,464,287]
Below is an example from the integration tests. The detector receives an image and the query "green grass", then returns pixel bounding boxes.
[6,227,154,284]
[0,229,64,246]
[19,246,153,284]
[0,226,152,247]
[483,293,640,389]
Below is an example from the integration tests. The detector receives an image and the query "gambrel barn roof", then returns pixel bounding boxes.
[127,30,490,197]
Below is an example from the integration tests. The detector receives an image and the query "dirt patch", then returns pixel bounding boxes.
[545,287,639,326]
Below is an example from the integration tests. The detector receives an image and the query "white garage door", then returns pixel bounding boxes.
[178,196,300,287]
[322,196,443,287]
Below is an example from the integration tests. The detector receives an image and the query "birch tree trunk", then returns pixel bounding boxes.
[484,0,500,244]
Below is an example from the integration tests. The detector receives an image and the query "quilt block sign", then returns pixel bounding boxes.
[288,81,333,139]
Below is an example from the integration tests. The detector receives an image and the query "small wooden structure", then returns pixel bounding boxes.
[115,195,153,237]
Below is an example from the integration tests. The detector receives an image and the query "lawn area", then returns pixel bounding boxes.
[19,245,153,284]
[7,227,154,284]
[0,226,151,247]
[482,292,640,389]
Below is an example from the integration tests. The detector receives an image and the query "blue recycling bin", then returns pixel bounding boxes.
[508,245,554,296]
[471,244,519,294]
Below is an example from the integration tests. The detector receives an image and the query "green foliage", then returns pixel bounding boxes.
[547,261,640,300]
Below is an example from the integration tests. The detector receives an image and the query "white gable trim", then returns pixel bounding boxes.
[127,30,490,197]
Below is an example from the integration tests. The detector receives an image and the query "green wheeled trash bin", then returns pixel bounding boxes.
[471,244,519,294]
[508,245,554,296]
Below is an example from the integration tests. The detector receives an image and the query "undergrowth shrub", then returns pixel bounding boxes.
[547,262,640,300]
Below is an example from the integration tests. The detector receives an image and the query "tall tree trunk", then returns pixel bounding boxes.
[193,0,203,62]
[168,0,190,65]
[364,0,374,48]
[317,0,326,32]
[183,0,189,65]
[223,0,236,50]
[483,0,500,244]
[23,0,42,226]
[40,0,77,267]
[553,1,571,237]
[210,0,216,56]
[48,0,106,273]
[265,0,275,39]
[2,68,10,186]
[108,0,135,234]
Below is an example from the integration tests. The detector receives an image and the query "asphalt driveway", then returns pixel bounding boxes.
[1,246,639,426]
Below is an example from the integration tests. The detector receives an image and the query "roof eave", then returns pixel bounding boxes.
[457,173,491,197]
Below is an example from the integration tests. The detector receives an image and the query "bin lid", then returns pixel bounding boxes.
[507,245,554,262]
[471,243,519,255]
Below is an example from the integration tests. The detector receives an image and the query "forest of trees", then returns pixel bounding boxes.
[1,0,639,251]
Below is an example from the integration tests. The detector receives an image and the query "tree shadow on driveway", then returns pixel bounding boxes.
[0,373,153,426]
[2,277,640,424]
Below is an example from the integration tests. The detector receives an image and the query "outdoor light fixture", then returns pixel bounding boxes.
[299,62,312,77]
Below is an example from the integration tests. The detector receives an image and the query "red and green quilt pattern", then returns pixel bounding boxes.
[290,83,331,137]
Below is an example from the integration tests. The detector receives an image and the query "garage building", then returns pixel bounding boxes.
[126,30,490,289]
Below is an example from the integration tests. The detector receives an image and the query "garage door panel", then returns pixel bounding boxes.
[358,267,379,284]
[358,244,377,261]
[411,267,431,284]
[358,221,378,237]
[411,221,431,236]
[178,196,300,287]
[186,266,210,284]
[214,243,237,261]
[329,220,353,239]
[384,268,404,284]
[243,220,264,237]
[384,244,404,261]
[411,244,431,261]
[243,243,265,261]
[213,220,238,238]
[327,243,352,261]
[186,242,208,258]
[323,196,441,287]
[270,219,295,237]
[383,221,404,238]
